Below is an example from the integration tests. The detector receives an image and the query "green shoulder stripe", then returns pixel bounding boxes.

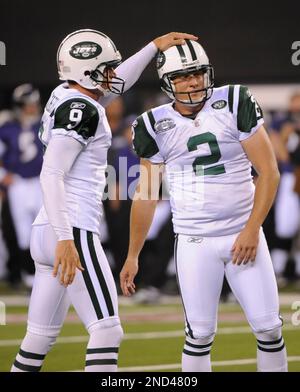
[228,85,234,113]
[132,115,159,158]
[53,98,99,140]
[146,109,156,131]
[237,85,263,133]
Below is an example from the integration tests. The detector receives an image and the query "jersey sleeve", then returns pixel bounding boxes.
[132,112,164,164]
[99,42,157,108]
[40,135,82,241]
[230,85,264,141]
[52,98,99,145]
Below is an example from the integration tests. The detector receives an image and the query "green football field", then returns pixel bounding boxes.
[0,295,300,372]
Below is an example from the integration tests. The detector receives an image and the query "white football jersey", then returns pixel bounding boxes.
[133,85,264,236]
[33,83,111,235]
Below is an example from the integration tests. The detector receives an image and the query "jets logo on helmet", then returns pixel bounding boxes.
[157,40,214,106]
[70,42,102,59]
[57,29,125,96]
[156,52,166,69]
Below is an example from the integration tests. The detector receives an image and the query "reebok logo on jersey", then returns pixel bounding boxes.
[71,102,86,110]
[154,118,176,134]
[212,100,227,110]
[187,237,203,243]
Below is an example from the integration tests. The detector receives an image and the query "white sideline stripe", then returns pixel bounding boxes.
[1,292,299,307]
[0,324,298,347]
[68,356,300,372]
[118,356,300,372]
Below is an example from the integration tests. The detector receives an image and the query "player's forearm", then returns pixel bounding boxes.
[127,198,158,259]
[115,42,157,92]
[246,169,280,231]
[100,42,157,107]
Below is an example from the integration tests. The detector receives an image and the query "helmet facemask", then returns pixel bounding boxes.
[161,65,214,106]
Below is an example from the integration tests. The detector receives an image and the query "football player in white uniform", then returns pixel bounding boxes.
[120,40,288,372]
[11,29,197,372]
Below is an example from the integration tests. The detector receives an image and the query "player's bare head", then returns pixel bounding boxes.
[157,40,214,106]
[57,29,125,96]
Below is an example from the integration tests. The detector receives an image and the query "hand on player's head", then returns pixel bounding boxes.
[153,32,198,52]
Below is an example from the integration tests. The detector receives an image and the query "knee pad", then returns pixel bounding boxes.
[249,312,283,334]
[11,330,57,372]
[186,319,216,340]
[254,326,285,354]
[87,317,124,347]
[251,313,285,354]
[22,330,57,355]
[183,334,215,357]
[85,320,124,371]
[254,325,282,342]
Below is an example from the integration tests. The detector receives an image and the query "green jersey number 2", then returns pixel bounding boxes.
[187,132,226,176]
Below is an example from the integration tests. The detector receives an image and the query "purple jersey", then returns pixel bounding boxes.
[0,120,43,178]
[270,112,296,173]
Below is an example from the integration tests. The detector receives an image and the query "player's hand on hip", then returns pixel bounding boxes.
[153,32,198,51]
[231,226,260,265]
[53,240,84,287]
[120,257,138,297]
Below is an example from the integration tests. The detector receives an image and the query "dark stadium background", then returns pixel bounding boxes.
[0,0,299,106]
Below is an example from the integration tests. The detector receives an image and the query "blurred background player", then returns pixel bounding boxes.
[0,84,43,288]
[269,92,300,286]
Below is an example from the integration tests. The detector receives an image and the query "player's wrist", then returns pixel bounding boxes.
[149,41,159,53]
[57,236,74,243]
[126,254,139,264]
[244,222,261,233]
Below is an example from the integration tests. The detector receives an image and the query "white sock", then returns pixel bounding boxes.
[255,329,288,372]
[85,324,123,372]
[182,335,214,372]
[11,331,56,372]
